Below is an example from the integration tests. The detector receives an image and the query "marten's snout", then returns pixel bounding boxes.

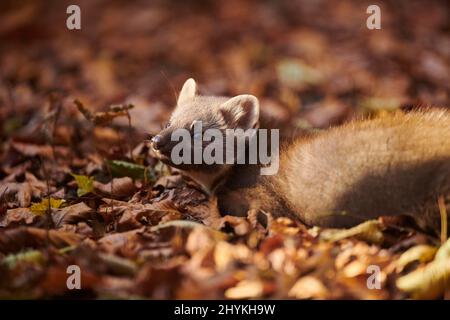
[151,135,163,150]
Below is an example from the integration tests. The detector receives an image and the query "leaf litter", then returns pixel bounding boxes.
[0,0,449,299]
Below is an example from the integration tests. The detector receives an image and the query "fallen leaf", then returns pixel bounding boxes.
[107,160,156,182]
[225,280,264,299]
[0,227,83,253]
[214,241,251,272]
[396,245,438,272]
[30,198,65,215]
[75,100,133,126]
[396,238,450,298]
[277,59,322,89]
[98,252,138,276]
[288,276,328,299]
[2,249,44,269]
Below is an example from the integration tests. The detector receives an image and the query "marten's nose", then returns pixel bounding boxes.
[151,135,164,150]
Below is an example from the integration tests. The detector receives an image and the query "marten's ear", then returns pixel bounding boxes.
[177,78,197,105]
[219,94,260,129]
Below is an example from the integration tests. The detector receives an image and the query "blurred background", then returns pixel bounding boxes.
[0,0,449,300]
[0,0,449,139]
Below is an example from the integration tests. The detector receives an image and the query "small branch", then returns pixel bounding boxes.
[438,196,447,244]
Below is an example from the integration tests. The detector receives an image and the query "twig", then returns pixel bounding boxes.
[438,196,447,244]
[49,93,63,162]
[125,108,133,161]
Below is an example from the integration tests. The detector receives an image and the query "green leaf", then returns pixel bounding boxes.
[107,160,156,182]
[30,198,66,215]
[71,173,94,197]
[98,253,137,276]
[2,250,44,269]
[396,245,437,272]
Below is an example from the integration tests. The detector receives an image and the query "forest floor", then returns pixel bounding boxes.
[0,0,449,299]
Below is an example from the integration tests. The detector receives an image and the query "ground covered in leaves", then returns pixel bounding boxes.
[0,0,449,299]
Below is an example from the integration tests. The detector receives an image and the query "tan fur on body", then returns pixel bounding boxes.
[270,111,450,231]
[152,79,450,233]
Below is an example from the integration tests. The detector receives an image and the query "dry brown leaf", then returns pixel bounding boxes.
[52,202,94,227]
[288,276,328,299]
[94,177,136,198]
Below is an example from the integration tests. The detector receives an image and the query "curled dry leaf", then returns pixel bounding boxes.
[269,217,301,236]
[219,215,250,236]
[214,241,252,272]
[0,208,40,227]
[396,259,450,299]
[185,226,217,255]
[288,276,328,299]
[224,280,264,299]
[396,238,450,299]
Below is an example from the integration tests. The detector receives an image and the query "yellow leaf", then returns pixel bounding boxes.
[435,236,450,261]
[289,276,328,299]
[30,198,65,215]
[360,97,403,112]
[396,245,437,272]
[2,249,44,269]
[225,280,263,299]
[71,173,94,197]
[396,237,450,298]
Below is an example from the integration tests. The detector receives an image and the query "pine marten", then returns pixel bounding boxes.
[151,78,450,233]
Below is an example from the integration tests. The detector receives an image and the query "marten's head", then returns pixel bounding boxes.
[151,78,260,192]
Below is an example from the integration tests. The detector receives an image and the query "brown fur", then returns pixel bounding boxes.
[152,79,450,233]
[268,110,450,231]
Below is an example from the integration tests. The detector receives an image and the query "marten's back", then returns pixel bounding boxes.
[274,110,450,230]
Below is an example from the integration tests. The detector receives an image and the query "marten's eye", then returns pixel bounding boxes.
[164,121,171,129]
